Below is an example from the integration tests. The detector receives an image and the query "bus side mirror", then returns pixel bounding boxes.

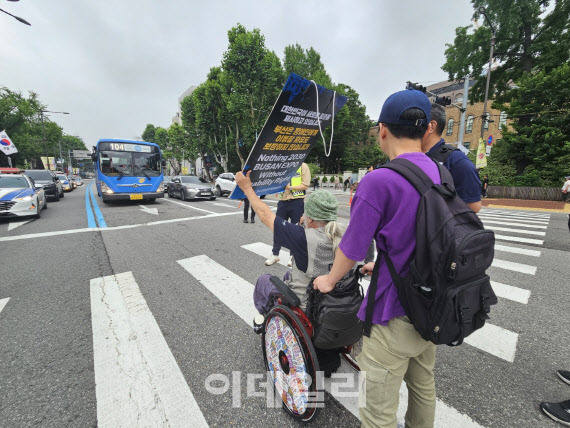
[91,151,97,162]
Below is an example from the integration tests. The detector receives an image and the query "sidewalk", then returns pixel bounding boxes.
[482,198,570,213]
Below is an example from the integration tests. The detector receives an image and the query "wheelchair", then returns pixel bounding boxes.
[257,275,361,422]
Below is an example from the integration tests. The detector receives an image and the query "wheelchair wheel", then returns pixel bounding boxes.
[263,305,321,422]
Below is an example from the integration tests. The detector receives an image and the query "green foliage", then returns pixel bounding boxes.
[478,150,517,185]
[141,124,157,143]
[306,162,320,177]
[443,0,570,103]
[321,176,328,183]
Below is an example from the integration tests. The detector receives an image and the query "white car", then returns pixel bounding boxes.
[215,173,236,196]
[0,174,47,219]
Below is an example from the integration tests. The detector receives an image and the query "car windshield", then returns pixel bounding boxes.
[180,176,206,184]
[58,175,68,180]
[98,143,161,177]
[0,176,30,188]
[24,170,51,180]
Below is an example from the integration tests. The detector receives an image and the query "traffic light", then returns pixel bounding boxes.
[406,81,426,93]
[435,95,452,106]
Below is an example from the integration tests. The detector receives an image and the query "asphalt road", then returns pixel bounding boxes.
[0,181,568,428]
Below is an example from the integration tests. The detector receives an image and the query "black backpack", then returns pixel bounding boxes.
[363,158,497,346]
[427,143,460,164]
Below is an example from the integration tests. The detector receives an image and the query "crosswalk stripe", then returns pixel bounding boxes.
[464,323,519,362]
[0,297,9,314]
[492,259,537,275]
[494,244,541,257]
[90,272,208,428]
[481,219,547,229]
[177,255,481,427]
[164,198,216,214]
[481,210,550,218]
[479,214,549,225]
[210,202,238,208]
[241,242,290,267]
[494,234,544,245]
[485,225,545,236]
[491,281,531,304]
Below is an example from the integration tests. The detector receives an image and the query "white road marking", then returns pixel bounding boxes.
[0,211,242,242]
[164,198,216,214]
[0,297,9,314]
[490,281,531,304]
[178,255,483,427]
[492,259,537,275]
[485,225,545,236]
[90,272,208,428]
[481,210,550,218]
[464,323,519,363]
[210,202,237,208]
[482,219,547,229]
[479,214,549,225]
[494,234,544,245]
[241,242,290,267]
[494,244,541,257]
[7,220,32,231]
[138,204,159,215]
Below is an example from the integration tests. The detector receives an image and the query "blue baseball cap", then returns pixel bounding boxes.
[377,88,431,126]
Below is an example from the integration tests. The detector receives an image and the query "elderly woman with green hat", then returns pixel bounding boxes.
[235,171,358,312]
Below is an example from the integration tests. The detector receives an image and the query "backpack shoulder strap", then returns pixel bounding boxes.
[427,143,459,164]
[380,158,434,195]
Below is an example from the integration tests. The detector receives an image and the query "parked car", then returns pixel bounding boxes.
[215,172,236,196]
[0,173,47,218]
[24,169,64,201]
[57,174,73,192]
[168,176,216,200]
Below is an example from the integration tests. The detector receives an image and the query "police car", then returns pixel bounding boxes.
[0,173,47,218]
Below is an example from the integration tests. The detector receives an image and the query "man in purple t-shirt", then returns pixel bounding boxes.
[314,89,440,428]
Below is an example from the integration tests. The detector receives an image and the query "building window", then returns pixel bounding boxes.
[455,94,463,103]
[499,111,508,128]
[463,141,470,150]
[446,119,454,135]
[466,115,474,133]
[483,113,490,131]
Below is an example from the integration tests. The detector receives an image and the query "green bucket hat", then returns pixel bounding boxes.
[304,190,338,222]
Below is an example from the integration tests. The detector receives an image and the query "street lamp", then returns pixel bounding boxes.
[479,6,496,140]
[40,110,70,170]
[0,0,31,26]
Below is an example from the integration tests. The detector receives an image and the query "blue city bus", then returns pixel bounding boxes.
[91,139,165,203]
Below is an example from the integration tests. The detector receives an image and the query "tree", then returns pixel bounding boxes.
[181,93,212,180]
[141,124,157,143]
[443,0,570,103]
[488,63,570,185]
[283,44,332,87]
[166,123,189,175]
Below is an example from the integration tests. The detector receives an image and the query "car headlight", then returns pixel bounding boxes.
[15,195,33,201]
[157,182,165,192]
[101,182,114,194]
[186,186,198,192]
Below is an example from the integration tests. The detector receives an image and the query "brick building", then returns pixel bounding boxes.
[427,78,510,150]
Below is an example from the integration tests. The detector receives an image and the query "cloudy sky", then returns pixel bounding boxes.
[2,0,475,147]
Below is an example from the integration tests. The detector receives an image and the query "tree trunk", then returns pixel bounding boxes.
[234,121,245,169]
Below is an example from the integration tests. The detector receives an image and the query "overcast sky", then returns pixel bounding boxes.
[2,0,475,148]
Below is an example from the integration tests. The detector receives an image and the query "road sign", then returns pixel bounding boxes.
[79,163,84,166]
[487,135,493,146]
[73,150,91,159]
[486,146,492,156]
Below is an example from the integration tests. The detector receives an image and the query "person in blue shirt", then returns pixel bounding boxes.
[422,103,482,213]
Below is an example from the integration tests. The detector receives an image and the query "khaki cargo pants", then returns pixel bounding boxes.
[356,316,437,428]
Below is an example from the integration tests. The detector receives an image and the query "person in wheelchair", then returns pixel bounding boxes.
[235,172,361,374]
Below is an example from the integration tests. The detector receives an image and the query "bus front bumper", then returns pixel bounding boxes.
[101,192,165,201]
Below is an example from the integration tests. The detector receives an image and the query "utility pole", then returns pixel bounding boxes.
[457,74,470,149]
[58,140,64,171]
[479,6,496,140]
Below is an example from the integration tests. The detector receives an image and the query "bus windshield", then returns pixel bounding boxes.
[99,143,161,177]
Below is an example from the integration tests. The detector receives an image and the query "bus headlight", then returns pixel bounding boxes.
[101,182,114,194]
[157,182,165,192]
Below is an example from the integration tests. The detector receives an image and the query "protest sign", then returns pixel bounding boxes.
[230,73,347,199]
[476,138,488,169]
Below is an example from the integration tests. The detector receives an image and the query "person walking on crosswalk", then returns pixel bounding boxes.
[265,162,311,267]
[540,370,570,426]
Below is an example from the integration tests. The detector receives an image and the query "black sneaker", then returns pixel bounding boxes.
[251,219,255,224]
[558,370,570,386]
[540,400,570,426]
[243,219,249,223]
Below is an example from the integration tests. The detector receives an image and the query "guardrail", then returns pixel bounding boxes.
[488,186,564,201]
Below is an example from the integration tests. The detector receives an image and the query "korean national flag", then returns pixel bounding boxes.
[0,130,18,155]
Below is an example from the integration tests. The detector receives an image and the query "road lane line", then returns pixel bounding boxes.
[479,214,549,225]
[89,183,107,228]
[164,198,216,214]
[241,242,290,267]
[490,281,530,304]
[7,220,32,231]
[0,297,9,314]
[177,255,482,427]
[90,272,208,428]
[481,219,547,229]
[494,244,541,257]
[85,183,97,228]
[484,225,545,236]
[464,323,519,363]
[491,259,537,275]
[494,234,544,245]
[210,202,238,208]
